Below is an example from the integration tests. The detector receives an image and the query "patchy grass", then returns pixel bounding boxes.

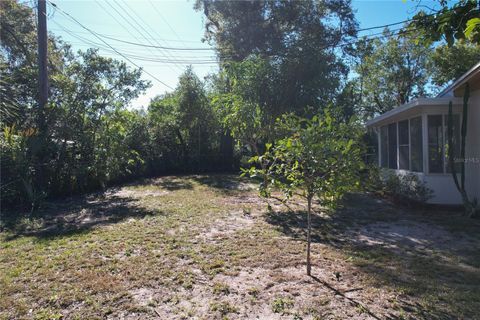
[1,174,479,319]
[271,296,294,314]
[212,282,231,295]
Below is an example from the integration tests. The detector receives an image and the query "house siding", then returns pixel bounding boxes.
[465,90,480,203]
[368,68,479,206]
[372,102,477,205]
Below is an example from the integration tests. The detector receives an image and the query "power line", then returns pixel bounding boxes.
[47,0,438,78]
[49,3,461,58]
[355,5,457,33]
[356,15,423,33]
[119,0,190,56]
[69,21,415,53]
[61,6,451,52]
[52,15,417,64]
[116,0,186,71]
[47,1,175,90]
[147,0,191,49]
[98,31,215,51]
[98,0,181,73]
[53,20,218,61]
[49,27,206,43]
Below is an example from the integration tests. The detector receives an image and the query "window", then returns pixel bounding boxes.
[410,117,423,172]
[428,115,444,173]
[379,117,423,172]
[427,114,462,174]
[398,120,409,170]
[444,114,461,173]
[378,114,459,174]
[380,125,388,168]
[388,123,397,169]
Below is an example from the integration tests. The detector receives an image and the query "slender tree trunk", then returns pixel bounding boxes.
[448,84,476,218]
[306,195,312,276]
[176,128,188,167]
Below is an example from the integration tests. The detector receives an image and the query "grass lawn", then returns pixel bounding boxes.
[1,174,479,319]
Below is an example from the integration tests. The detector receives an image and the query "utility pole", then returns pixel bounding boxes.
[34,0,48,209]
[37,0,48,126]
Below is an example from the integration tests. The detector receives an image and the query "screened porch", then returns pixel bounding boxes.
[377,113,461,175]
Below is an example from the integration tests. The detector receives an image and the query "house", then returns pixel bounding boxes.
[366,62,480,205]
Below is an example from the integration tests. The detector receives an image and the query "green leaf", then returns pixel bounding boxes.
[286,139,292,148]
[465,18,480,39]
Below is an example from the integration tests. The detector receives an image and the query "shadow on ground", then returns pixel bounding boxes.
[191,174,252,193]
[264,193,480,319]
[2,191,160,241]
[149,176,194,191]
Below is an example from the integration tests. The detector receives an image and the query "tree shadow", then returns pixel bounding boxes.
[264,193,480,319]
[2,191,162,241]
[309,275,382,320]
[191,174,247,191]
[149,176,194,191]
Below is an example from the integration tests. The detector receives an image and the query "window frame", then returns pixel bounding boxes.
[409,116,423,173]
[398,119,409,170]
[379,115,422,172]
[426,113,462,174]
[379,125,389,168]
[377,112,461,175]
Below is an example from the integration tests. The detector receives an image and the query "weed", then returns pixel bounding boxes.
[209,301,238,316]
[272,296,294,314]
[247,287,259,298]
[212,282,230,295]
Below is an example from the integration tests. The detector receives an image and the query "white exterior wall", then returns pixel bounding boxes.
[464,90,480,203]
[422,174,463,204]
[380,169,463,205]
[374,102,475,205]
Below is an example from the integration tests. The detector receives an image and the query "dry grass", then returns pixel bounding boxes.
[1,174,479,319]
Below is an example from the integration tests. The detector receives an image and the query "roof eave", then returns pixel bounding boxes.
[366,97,463,127]
[436,61,480,98]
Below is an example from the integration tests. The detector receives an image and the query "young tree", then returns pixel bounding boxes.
[245,112,365,275]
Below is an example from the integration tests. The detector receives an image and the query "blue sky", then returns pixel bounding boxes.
[42,0,441,109]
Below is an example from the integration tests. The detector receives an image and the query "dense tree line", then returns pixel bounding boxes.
[1,0,479,211]
[0,1,231,209]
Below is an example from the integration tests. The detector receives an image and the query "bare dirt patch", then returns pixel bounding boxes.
[197,210,256,242]
[111,188,170,199]
[349,220,477,253]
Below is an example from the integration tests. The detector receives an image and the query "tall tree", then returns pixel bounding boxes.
[148,67,220,172]
[196,0,357,116]
[429,40,480,87]
[195,0,357,61]
[348,30,431,118]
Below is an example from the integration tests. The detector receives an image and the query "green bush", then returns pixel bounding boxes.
[384,172,433,204]
[362,164,433,204]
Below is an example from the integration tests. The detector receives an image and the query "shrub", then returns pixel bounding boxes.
[384,172,433,204]
[361,164,384,192]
